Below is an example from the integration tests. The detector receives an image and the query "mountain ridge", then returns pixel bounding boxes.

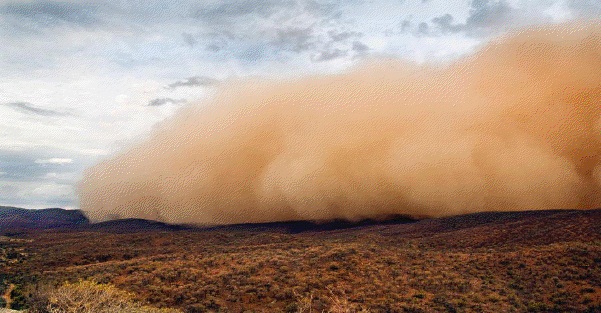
[2,205,600,237]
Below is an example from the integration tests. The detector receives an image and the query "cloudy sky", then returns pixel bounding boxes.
[0,0,599,209]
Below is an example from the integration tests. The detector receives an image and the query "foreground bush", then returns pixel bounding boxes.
[293,289,371,313]
[30,280,181,313]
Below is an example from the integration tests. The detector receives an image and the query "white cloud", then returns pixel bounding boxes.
[43,172,78,180]
[544,1,573,22]
[34,158,73,165]
[30,183,75,199]
[77,148,109,156]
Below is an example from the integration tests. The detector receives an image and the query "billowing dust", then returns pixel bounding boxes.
[80,23,601,224]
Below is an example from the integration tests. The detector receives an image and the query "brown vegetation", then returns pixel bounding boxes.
[1,209,601,312]
[28,280,181,313]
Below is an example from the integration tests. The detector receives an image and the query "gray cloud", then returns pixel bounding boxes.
[3,102,66,117]
[1,0,362,73]
[273,27,316,52]
[303,0,341,16]
[182,32,197,47]
[147,98,187,106]
[466,0,513,30]
[206,44,222,52]
[567,0,601,18]
[167,76,219,89]
[0,1,100,28]
[0,185,19,197]
[0,148,81,183]
[400,19,412,33]
[188,0,356,65]
[236,45,268,63]
[431,14,463,34]
[193,0,295,23]
[0,179,76,209]
[352,41,369,52]
[417,22,430,35]
[311,48,347,62]
[272,25,363,61]
[328,30,361,42]
[0,183,23,207]
[421,0,516,37]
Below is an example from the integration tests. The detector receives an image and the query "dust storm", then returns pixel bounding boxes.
[80,23,601,225]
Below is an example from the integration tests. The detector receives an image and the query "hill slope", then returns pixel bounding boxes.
[2,208,601,312]
[0,206,89,234]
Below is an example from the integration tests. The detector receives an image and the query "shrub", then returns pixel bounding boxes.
[29,280,181,313]
[293,289,370,313]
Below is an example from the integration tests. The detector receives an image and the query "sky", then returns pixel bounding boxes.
[0,0,599,210]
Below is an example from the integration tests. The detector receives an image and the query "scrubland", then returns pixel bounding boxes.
[1,209,601,312]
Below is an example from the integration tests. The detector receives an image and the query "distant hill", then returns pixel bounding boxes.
[69,208,601,240]
[0,206,89,234]
[3,206,601,239]
[200,214,418,233]
[86,218,192,233]
[69,214,418,234]
[375,208,601,248]
[0,206,417,234]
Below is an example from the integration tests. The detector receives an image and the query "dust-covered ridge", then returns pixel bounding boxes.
[80,23,601,225]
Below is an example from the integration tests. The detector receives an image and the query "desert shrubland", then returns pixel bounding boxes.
[27,280,180,313]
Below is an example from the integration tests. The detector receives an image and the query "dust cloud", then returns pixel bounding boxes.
[80,23,601,225]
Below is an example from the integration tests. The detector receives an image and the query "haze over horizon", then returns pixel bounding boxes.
[1,0,600,211]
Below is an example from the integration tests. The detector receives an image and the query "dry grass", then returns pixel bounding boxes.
[2,209,601,312]
[28,280,181,313]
